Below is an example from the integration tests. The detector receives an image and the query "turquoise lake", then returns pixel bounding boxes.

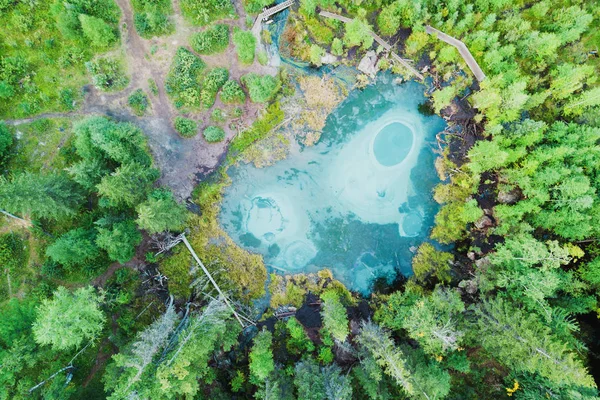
[219,75,446,294]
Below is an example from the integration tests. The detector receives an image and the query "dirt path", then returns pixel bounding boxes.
[5,0,284,200]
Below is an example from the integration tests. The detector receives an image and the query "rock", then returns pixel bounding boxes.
[474,215,493,229]
[358,50,378,77]
[393,77,403,85]
[475,257,491,269]
[498,189,520,204]
[458,279,478,294]
[467,252,476,261]
[321,53,337,65]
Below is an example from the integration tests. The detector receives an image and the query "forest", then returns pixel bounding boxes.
[0,0,599,399]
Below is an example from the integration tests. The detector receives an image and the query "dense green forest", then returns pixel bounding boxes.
[1,0,600,399]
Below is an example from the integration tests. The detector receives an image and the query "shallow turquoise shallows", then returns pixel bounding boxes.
[219,75,446,294]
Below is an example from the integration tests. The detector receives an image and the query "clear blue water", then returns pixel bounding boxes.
[219,75,446,294]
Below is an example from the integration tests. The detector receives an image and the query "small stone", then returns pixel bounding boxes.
[467,252,476,261]
[498,190,520,204]
[474,215,493,229]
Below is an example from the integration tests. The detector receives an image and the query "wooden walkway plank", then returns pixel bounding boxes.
[318,11,424,80]
[425,26,486,82]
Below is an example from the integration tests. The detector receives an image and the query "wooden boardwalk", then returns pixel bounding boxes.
[319,11,424,80]
[252,0,295,38]
[425,26,486,82]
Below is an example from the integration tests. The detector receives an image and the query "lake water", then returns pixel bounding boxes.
[219,75,446,294]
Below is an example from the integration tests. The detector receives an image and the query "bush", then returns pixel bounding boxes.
[79,14,117,48]
[233,29,257,65]
[132,0,174,38]
[128,89,149,116]
[331,38,343,56]
[309,44,325,66]
[0,122,13,162]
[86,57,129,91]
[174,116,198,137]
[180,0,235,26]
[211,108,226,122]
[220,79,246,104]
[241,73,280,103]
[190,24,229,54]
[243,0,272,14]
[257,50,268,66]
[201,68,229,108]
[203,126,225,142]
[165,47,206,108]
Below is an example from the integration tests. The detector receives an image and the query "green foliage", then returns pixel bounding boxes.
[127,89,149,116]
[0,121,13,162]
[96,219,142,263]
[203,125,225,143]
[220,79,246,104]
[320,290,349,342]
[471,297,596,388]
[132,0,173,38]
[180,0,235,26]
[294,359,326,400]
[233,29,257,65]
[165,47,206,109]
[309,44,325,66]
[0,172,82,220]
[201,67,229,108]
[249,328,274,381]
[33,286,105,350]
[257,50,268,66]
[331,38,343,56]
[231,102,283,153]
[174,116,198,137]
[0,232,27,272]
[136,189,187,233]
[411,243,453,284]
[190,24,230,54]
[86,57,129,91]
[241,73,280,103]
[243,0,270,14]
[79,14,117,48]
[46,228,99,269]
[286,317,315,354]
[378,286,465,356]
[377,0,422,36]
[97,162,160,208]
[343,18,374,50]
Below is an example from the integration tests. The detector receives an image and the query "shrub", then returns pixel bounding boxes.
[86,57,129,91]
[244,0,272,14]
[309,44,325,66]
[220,79,246,104]
[132,0,174,38]
[201,68,229,108]
[128,89,149,116]
[203,126,225,142]
[331,38,343,56]
[257,50,268,65]
[190,24,230,54]
[180,0,235,26]
[233,29,257,65]
[148,78,158,95]
[174,116,198,137]
[79,14,117,48]
[0,122,13,162]
[211,108,226,122]
[165,47,206,108]
[241,73,280,103]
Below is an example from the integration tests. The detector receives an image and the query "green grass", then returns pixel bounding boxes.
[132,0,174,38]
[5,118,76,174]
[180,0,236,26]
[0,1,120,119]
